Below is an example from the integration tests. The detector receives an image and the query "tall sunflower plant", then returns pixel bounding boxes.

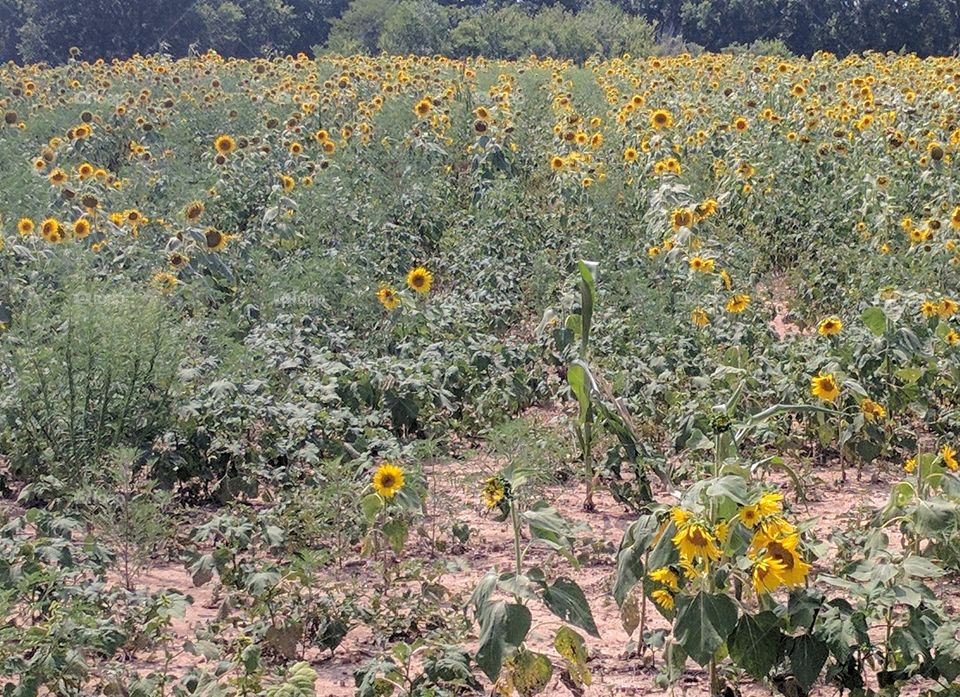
[614,470,828,696]
[361,462,425,584]
[466,463,598,696]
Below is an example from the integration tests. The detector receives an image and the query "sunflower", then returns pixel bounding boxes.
[942,444,959,471]
[213,134,236,155]
[756,492,783,517]
[280,175,295,192]
[151,271,179,294]
[719,269,732,290]
[733,116,749,131]
[810,373,840,402]
[372,463,405,498]
[951,205,960,230]
[904,458,917,473]
[77,162,95,179]
[817,317,843,336]
[184,201,204,221]
[948,330,960,345]
[691,307,710,326]
[671,207,695,230]
[670,507,693,527]
[549,155,565,171]
[40,218,61,242]
[72,218,91,239]
[481,476,508,509]
[648,567,679,591]
[322,140,335,154]
[646,245,661,257]
[739,504,761,528]
[752,556,787,595]
[860,399,886,421]
[406,266,433,294]
[939,299,958,319]
[17,218,34,237]
[649,108,674,130]
[689,255,714,273]
[651,589,675,611]
[694,199,718,220]
[48,168,68,185]
[413,98,433,118]
[922,300,939,318]
[725,294,750,313]
[376,284,400,310]
[765,536,811,588]
[204,227,230,252]
[169,251,190,269]
[672,522,721,563]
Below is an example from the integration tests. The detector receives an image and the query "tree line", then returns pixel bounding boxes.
[1,0,959,65]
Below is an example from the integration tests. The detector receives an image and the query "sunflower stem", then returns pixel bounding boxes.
[510,500,523,602]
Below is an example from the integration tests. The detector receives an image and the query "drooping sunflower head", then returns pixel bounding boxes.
[938,298,958,318]
[406,266,433,295]
[752,555,787,595]
[169,251,190,269]
[372,463,405,499]
[213,134,236,155]
[204,227,229,252]
[184,200,204,221]
[817,316,843,336]
[671,207,695,231]
[860,399,886,422]
[481,475,509,510]
[376,284,400,311]
[810,373,840,403]
[725,294,750,313]
[691,307,710,327]
[151,271,179,294]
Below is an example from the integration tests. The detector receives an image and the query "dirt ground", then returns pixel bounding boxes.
[120,423,958,697]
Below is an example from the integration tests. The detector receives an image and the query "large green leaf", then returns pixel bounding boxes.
[577,260,598,357]
[788,635,829,690]
[475,601,532,681]
[728,611,782,679]
[542,577,599,638]
[567,360,595,425]
[613,514,659,606]
[861,306,887,336]
[673,591,739,666]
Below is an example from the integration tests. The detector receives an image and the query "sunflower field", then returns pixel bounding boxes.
[3,49,960,697]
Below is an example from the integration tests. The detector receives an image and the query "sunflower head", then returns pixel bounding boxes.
[376,284,400,310]
[184,201,204,221]
[17,218,34,237]
[810,373,840,402]
[213,134,236,155]
[817,317,843,336]
[406,266,433,295]
[372,463,405,499]
[151,271,179,294]
[650,108,674,130]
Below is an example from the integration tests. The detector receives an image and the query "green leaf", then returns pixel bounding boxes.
[673,591,739,666]
[542,577,599,638]
[475,601,531,682]
[361,494,383,523]
[567,360,595,425]
[861,307,887,336]
[381,519,408,554]
[613,514,659,606]
[509,649,553,697]
[728,611,782,679]
[577,260,598,355]
[788,635,828,690]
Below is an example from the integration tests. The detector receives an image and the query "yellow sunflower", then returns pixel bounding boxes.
[649,108,674,130]
[691,307,710,327]
[810,373,840,402]
[151,271,179,294]
[752,555,787,594]
[213,134,236,155]
[672,522,721,563]
[372,463,405,498]
[651,589,675,611]
[725,294,750,313]
[17,218,34,237]
[406,266,433,294]
[817,317,843,336]
[942,444,959,471]
[376,284,400,310]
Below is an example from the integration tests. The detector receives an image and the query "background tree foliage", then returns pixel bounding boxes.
[1,0,959,64]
